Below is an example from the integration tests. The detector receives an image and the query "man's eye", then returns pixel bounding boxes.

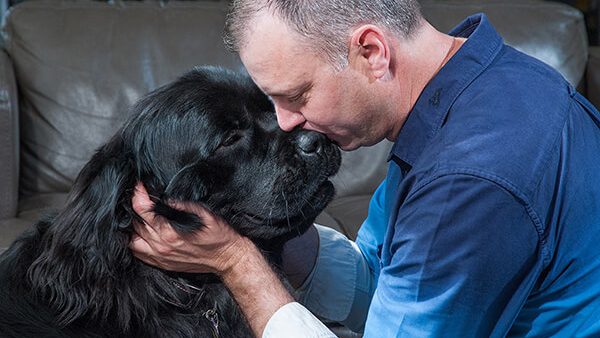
[288,93,305,103]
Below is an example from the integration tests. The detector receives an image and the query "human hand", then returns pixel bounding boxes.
[129,182,250,274]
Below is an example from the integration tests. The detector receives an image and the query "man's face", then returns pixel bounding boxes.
[239,13,390,151]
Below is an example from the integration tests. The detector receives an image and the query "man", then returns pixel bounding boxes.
[130,0,600,337]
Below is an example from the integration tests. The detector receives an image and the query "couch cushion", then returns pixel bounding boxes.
[315,211,345,236]
[17,192,68,222]
[0,217,33,250]
[323,195,373,240]
[330,141,393,201]
[0,49,18,219]
[0,193,67,250]
[2,0,242,197]
[421,0,587,87]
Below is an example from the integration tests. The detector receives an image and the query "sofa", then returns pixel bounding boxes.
[0,0,594,334]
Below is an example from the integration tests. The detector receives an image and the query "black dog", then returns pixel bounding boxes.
[0,67,341,337]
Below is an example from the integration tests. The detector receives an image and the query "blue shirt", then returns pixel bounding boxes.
[355,13,600,337]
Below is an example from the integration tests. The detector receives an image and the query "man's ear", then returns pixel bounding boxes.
[348,25,391,80]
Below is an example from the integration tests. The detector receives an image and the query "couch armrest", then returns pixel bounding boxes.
[0,48,18,219]
[586,46,600,108]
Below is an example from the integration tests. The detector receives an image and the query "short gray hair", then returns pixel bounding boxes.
[223,0,423,68]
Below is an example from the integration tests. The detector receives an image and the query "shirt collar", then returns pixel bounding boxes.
[389,13,504,166]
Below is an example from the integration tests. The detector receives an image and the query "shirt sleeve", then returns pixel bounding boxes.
[355,175,393,280]
[296,178,389,333]
[296,224,375,333]
[363,173,541,337]
[263,302,337,338]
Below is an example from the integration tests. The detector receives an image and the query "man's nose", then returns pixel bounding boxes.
[275,105,306,132]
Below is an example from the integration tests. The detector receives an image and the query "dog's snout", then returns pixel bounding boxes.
[296,132,324,155]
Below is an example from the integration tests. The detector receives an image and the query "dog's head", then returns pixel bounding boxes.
[26,66,340,327]
[116,66,341,242]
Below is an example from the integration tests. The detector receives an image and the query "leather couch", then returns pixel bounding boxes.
[0,1,594,337]
[0,0,593,254]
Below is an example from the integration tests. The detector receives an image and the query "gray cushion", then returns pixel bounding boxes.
[330,141,392,201]
[324,195,373,240]
[0,49,18,219]
[17,192,68,222]
[0,217,32,250]
[0,193,67,250]
[2,0,242,197]
[421,0,587,87]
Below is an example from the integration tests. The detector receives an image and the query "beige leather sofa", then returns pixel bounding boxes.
[0,0,594,252]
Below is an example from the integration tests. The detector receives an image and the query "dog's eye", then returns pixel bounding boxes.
[220,131,243,148]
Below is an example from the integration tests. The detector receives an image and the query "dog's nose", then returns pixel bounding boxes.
[296,132,324,155]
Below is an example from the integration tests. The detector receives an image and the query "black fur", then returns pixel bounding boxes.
[0,67,341,337]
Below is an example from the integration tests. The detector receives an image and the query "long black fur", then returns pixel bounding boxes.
[0,67,341,337]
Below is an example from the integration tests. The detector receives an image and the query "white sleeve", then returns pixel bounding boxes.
[263,302,337,338]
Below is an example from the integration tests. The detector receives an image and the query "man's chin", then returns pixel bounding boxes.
[324,133,363,151]
[336,138,360,151]
[340,144,360,151]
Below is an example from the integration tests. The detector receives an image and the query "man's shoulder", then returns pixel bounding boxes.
[466,44,572,110]
[421,50,572,197]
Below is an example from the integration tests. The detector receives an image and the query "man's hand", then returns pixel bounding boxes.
[129,182,294,336]
[129,182,249,275]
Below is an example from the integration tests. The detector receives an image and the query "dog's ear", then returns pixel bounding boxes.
[152,162,210,233]
[27,135,137,327]
[163,162,209,202]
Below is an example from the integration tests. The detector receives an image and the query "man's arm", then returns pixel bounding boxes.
[218,236,296,334]
[286,179,390,333]
[363,173,541,337]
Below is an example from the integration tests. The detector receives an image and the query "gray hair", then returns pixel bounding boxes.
[223,0,423,69]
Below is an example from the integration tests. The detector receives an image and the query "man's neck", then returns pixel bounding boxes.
[387,22,465,142]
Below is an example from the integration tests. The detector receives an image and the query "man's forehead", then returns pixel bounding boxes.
[239,10,316,93]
